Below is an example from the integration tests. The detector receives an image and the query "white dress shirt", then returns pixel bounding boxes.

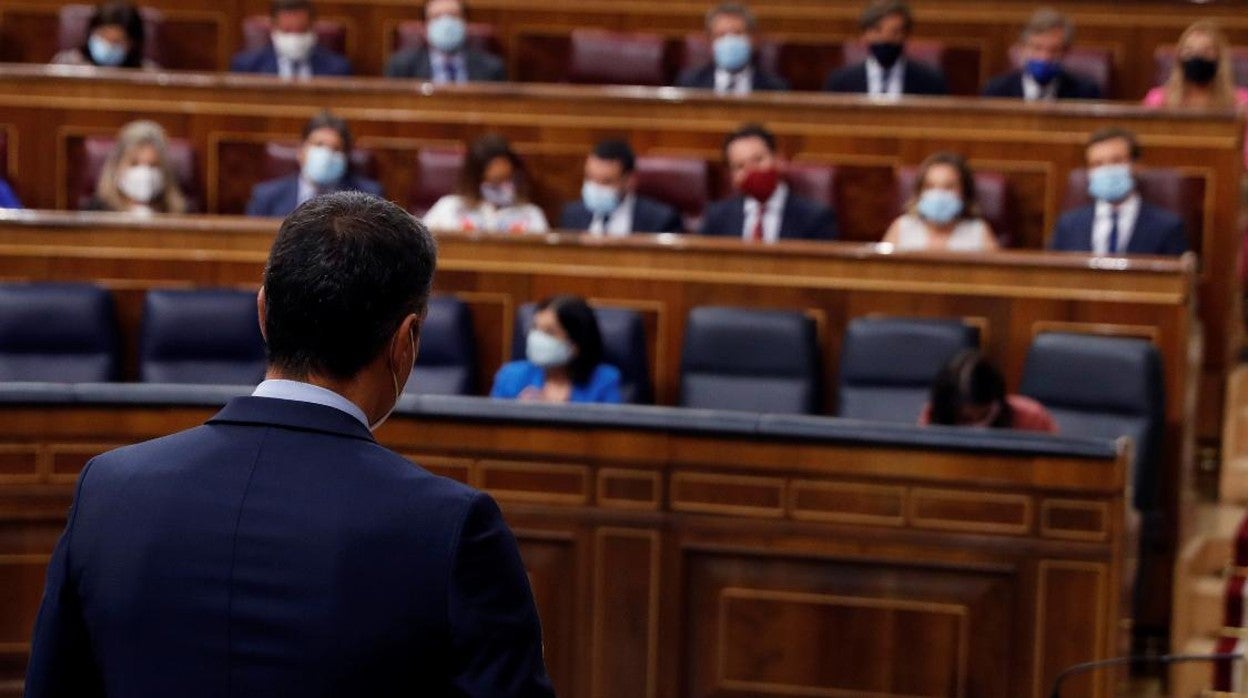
[1092,193,1141,255]
[588,193,636,237]
[277,56,313,80]
[865,56,905,97]
[252,378,370,427]
[1021,72,1058,101]
[714,66,754,95]
[741,183,788,242]
[430,49,468,84]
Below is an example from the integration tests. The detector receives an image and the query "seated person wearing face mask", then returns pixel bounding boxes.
[882,152,998,252]
[674,2,789,95]
[491,295,622,404]
[84,120,190,215]
[1050,127,1188,256]
[384,0,506,82]
[699,123,837,242]
[982,8,1100,101]
[52,2,160,70]
[559,140,683,235]
[423,134,549,234]
[823,0,948,97]
[245,111,383,217]
[230,0,352,78]
[919,349,1058,433]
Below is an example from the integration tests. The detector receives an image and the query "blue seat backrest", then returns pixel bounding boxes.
[679,306,820,415]
[1019,332,1164,511]
[837,316,980,423]
[140,288,266,385]
[405,295,477,396]
[511,303,651,404]
[0,282,119,382]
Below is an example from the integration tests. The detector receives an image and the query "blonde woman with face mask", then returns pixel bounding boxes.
[85,120,189,215]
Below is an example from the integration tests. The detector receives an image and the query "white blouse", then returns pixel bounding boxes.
[423,195,549,234]
[893,214,992,252]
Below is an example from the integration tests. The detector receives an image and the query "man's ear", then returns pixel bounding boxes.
[256,287,268,342]
[391,313,422,367]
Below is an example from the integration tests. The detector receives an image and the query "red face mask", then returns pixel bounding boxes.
[739,167,780,202]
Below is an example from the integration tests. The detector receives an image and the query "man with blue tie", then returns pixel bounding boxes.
[1050,127,1188,256]
[384,0,507,83]
[230,0,352,79]
[24,192,555,698]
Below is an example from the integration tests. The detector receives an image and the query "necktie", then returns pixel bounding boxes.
[445,59,458,83]
[1107,208,1120,254]
[751,203,766,242]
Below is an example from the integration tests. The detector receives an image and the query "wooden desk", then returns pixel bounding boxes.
[0,395,1130,698]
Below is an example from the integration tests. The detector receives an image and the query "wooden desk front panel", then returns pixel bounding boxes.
[0,404,1128,698]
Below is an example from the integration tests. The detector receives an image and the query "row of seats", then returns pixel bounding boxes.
[0,282,1164,512]
[52,5,1248,94]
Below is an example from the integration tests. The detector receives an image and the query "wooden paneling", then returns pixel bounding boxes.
[0,401,1129,697]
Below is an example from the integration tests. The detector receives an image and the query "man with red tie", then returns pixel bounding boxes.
[699,123,838,242]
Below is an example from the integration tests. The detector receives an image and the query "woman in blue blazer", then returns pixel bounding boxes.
[491,295,622,404]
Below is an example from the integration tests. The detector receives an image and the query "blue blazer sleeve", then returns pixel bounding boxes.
[1160,217,1189,255]
[448,493,556,698]
[586,365,622,404]
[489,361,533,399]
[0,179,21,208]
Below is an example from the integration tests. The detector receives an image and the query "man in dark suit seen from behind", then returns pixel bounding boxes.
[246,110,383,217]
[824,0,948,97]
[1050,127,1187,256]
[24,191,555,698]
[230,0,352,78]
[674,3,789,95]
[700,123,838,241]
[384,0,506,83]
[982,8,1100,101]
[560,139,684,235]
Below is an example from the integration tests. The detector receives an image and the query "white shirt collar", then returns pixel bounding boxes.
[865,56,906,96]
[714,66,754,95]
[252,379,370,428]
[1021,72,1058,101]
[1092,192,1141,254]
[589,192,636,237]
[742,182,789,242]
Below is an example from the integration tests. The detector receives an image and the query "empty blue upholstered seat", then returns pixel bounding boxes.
[679,306,820,414]
[512,303,651,404]
[837,316,979,423]
[140,288,266,385]
[405,295,477,395]
[0,282,119,382]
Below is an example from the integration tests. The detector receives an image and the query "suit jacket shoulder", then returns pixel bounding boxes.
[782,194,838,240]
[675,63,715,89]
[310,45,353,76]
[904,60,949,95]
[633,195,684,233]
[229,46,274,73]
[246,176,297,217]
[982,70,1022,97]
[1057,70,1102,99]
[384,47,429,78]
[1134,203,1188,255]
[698,196,744,236]
[753,69,790,92]
[823,63,868,93]
[466,48,507,82]
[1049,205,1095,251]
[559,200,592,230]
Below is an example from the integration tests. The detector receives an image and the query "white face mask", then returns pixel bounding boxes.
[271,31,316,62]
[370,328,416,432]
[117,165,164,204]
[526,329,574,368]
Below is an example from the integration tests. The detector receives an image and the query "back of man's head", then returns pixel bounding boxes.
[263,192,438,380]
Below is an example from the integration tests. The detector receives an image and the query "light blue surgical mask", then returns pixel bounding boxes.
[302,146,347,187]
[1087,164,1134,203]
[581,181,622,218]
[88,34,128,67]
[712,34,752,73]
[915,189,963,225]
[526,329,574,368]
[426,16,467,54]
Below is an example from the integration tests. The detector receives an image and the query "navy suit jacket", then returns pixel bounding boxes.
[559,194,684,233]
[229,44,353,76]
[1049,201,1188,256]
[245,174,384,217]
[24,396,554,698]
[674,63,790,91]
[981,68,1101,99]
[384,47,507,81]
[698,193,838,240]
[822,60,949,96]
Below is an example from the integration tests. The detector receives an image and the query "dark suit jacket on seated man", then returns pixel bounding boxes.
[229,0,353,78]
[558,138,683,235]
[823,0,948,97]
[24,192,555,698]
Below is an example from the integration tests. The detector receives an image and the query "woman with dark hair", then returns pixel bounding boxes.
[882,152,998,251]
[491,295,621,404]
[51,2,159,70]
[920,349,1056,432]
[245,110,383,217]
[423,133,549,233]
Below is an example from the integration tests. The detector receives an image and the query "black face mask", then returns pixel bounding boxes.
[1181,56,1219,86]
[868,41,904,70]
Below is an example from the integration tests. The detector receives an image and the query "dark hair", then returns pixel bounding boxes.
[928,349,1013,428]
[909,152,981,220]
[1086,126,1142,161]
[705,3,757,33]
[536,295,604,386]
[302,110,354,172]
[590,139,636,175]
[422,0,467,20]
[83,2,146,68]
[722,123,777,160]
[270,0,315,19]
[859,0,913,34]
[263,191,438,380]
[457,133,530,204]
